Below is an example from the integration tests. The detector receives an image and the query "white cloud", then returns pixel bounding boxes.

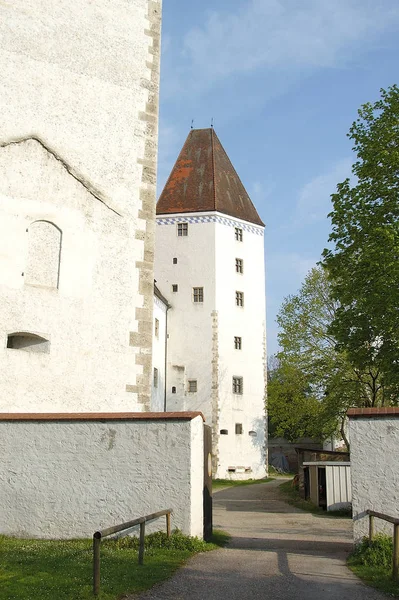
[295,157,353,224]
[182,0,399,85]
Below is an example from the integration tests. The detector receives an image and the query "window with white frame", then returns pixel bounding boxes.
[235,227,243,242]
[177,222,188,236]
[188,379,197,393]
[235,291,244,307]
[153,367,158,388]
[232,376,243,394]
[235,258,243,274]
[155,318,159,338]
[234,336,242,350]
[193,287,204,303]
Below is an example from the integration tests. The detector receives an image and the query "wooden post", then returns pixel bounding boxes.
[166,512,171,537]
[369,514,374,541]
[93,534,101,596]
[393,524,399,581]
[138,521,145,565]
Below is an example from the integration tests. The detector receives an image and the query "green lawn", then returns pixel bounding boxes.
[279,480,352,517]
[0,530,229,600]
[213,477,273,491]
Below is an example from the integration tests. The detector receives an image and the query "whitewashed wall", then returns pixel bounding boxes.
[349,412,399,543]
[151,294,168,411]
[0,0,161,412]
[0,414,204,539]
[155,212,267,479]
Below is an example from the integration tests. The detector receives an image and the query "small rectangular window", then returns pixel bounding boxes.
[155,318,159,338]
[235,227,243,242]
[235,258,243,274]
[235,291,244,307]
[193,287,204,303]
[232,376,243,394]
[153,367,158,388]
[234,336,242,350]
[177,223,188,237]
[172,386,176,394]
[235,423,243,435]
[172,284,178,293]
[173,257,178,264]
[188,379,197,393]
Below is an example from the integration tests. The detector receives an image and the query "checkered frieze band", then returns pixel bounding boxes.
[156,214,264,236]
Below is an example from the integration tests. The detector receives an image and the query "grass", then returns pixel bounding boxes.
[348,534,399,596]
[279,479,352,517]
[213,477,273,491]
[0,529,229,600]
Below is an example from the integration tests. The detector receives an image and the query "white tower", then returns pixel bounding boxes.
[155,129,267,479]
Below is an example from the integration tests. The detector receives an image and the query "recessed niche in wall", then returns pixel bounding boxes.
[220,429,228,435]
[248,430,257,437]
[172,386,176,393]
[7,332,50,354]
[25,220,62,288]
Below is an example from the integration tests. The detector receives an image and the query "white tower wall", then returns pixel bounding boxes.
[0,1,162,412]
[155,212,267,479]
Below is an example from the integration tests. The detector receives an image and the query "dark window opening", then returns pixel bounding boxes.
[7,332,50,354]
[220,429,228,435]
[173,257,178,264]
[172,284,178,293]
[235,423,243,435]
[172,386,176,394]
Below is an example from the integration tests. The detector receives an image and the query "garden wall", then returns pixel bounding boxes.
[0,412,204,539]
[349,407,399,544]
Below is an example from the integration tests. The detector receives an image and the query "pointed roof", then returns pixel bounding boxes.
[156,129,264,226]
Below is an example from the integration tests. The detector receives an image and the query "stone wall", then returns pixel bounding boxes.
[0,0,162,412]
[0,413,204,539]
[349,408,399,543]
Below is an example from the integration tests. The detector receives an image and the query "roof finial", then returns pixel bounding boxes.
[211,117,214,129]
[191,119,194,130]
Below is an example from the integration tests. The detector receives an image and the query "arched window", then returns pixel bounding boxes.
[25,221,62,288]
[7,332,50,354]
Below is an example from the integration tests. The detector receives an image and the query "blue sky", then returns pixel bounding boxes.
[157,0,399,356]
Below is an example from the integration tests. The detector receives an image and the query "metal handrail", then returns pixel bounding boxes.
[93,508,173,596]
[366,509,399,580]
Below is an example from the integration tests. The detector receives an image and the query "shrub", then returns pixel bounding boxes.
[351,535,393,570]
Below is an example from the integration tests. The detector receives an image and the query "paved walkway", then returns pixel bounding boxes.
[133,479,387,599]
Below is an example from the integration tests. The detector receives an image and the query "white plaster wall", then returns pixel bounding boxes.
[151,296,167,411]
[0,0,159,217]
[155,217,216,422]
[155,212,267,479]
[350,416,399,543]
[215,217,267,479]
[0,1,162,412]
[0,416,204,539]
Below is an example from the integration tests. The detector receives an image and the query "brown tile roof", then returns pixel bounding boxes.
[347,407,399,418]
[157,128,264,226]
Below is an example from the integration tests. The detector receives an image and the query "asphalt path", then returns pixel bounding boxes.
[132,478,387,599]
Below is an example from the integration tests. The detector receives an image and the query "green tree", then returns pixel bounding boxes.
[267,357,322,441]
[322,85,399,391]
[275,266,390,448]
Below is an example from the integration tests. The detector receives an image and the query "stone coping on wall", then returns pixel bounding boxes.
[348,407,399,418]
[0,412,205,422]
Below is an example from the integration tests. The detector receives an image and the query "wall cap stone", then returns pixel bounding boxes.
[348,407,399,418]
[0,412,205,422]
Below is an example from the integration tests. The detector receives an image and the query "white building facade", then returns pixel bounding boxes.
[0,1,162,412]
[155,129,267,479]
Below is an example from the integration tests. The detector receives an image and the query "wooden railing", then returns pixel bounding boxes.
[92,508,173,596]
[367,509,399,580]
